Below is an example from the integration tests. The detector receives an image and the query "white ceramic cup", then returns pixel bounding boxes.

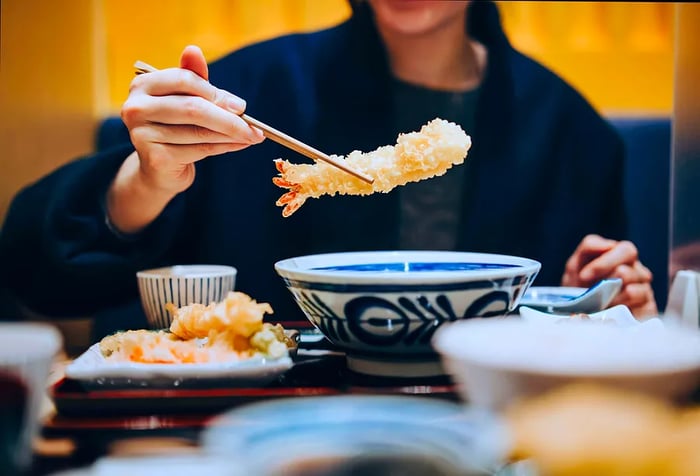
[0,322,62,472]
[137,265,237,329]
[666,269,700,329]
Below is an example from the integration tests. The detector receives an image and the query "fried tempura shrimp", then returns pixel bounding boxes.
[273,118,471,217]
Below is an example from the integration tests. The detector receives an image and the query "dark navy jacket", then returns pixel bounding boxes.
[0,2,625,332]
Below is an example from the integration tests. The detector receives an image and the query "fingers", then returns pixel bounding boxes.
[124,94,262,142]
[131,123,252,146]
[610,283,651,307]
[562,235,658,318]
[123,70,265,151]
[138,142,253,172]
[577,240,638,284]
[564,234,616,281]
[608,261,652,285]
[129,68,247,114]
[180,45,209,81]
[120,45,265,195]
[562,236,648,287]
[610,282,658,317]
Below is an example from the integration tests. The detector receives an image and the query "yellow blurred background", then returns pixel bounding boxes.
[0,0,675,224]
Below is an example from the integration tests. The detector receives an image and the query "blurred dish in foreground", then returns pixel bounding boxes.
[434,317,700,409]
[506,384,700,476]
[203,395,509,476]
[50,454,236,476]
[0,323,62,473]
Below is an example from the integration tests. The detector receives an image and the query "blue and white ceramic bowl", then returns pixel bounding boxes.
[274,251,540,377]
[202,395,510,476]
[137,265,237,329]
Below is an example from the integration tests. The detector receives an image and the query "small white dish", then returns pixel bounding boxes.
[519,280,622,314]
[65,344,292,389]
[521,286,586,305]
[519,304,635,325]
[519,304,665,329]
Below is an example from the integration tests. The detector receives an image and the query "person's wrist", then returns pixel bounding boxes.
[106,152,179,234]
[134,158,193,198]
[131,165,182,205]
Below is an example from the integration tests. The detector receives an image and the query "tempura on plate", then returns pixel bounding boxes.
[99,291,293,364]
[273,118,471,217]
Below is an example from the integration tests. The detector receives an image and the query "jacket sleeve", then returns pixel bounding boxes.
[0,143,187,317]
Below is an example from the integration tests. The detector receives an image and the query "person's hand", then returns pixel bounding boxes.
[562,234,658,318]
[120,45,264,195]
[107,45,264,234]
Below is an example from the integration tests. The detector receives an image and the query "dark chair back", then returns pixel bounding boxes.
[610,116,671,308]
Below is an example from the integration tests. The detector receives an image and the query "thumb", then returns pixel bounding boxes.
[179,45,209,81]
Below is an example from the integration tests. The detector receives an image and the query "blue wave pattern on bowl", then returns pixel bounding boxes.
[282,273,533,351]
[312,262,519,272]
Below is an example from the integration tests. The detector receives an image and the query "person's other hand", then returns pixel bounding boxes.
[562,234,658,318]
[121,45,264,195]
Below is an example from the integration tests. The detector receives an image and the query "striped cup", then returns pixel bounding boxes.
[137,265,237,329]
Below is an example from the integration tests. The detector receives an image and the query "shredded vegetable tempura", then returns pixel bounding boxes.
[99,291,291,364]
[168,291,273,340]
[273,118,471,217]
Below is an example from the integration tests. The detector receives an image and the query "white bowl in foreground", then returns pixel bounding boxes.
[0,323,63,471]
[433,317,700,410]
[274,251,540,377]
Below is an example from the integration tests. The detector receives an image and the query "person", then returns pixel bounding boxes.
[0,1,657,336]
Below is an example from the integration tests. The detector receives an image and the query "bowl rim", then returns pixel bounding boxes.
[0,322,63,360]
[274,250,541,284]
[136,264,237,279]
[433,317,700,377]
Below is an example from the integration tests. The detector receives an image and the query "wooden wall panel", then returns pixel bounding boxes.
[0,0,102,223]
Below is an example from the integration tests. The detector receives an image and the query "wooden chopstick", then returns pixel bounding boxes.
[133,61,374,184]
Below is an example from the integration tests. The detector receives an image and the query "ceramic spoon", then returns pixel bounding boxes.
[522,278,623,314]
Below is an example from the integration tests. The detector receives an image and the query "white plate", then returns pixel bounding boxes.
[519,304,665,329]
[65,344,293,389]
